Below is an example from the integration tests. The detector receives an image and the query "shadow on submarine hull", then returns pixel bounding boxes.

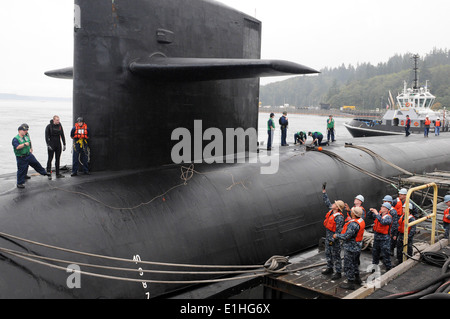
[2,135,450,298]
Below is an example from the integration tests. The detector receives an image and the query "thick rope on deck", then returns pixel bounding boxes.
[344,144,414,176]
[309,148,396,185]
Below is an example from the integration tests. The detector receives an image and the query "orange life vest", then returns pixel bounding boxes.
[342,218,365,242]
[425,119,431,126]
[394,198,403,216]
[345,206,366,222]
[73,123,88,139]
[443,207,450,224]
[398,214,414,234]
[324,210,343,232]
[373,214,392,235]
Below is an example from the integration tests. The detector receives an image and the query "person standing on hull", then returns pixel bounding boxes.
[70,117,90,176]
[294,131,307,145]
[12,125,51,188]
[45,115,66,178]
[333,207,365,290]
[326,115,336,143]
[321,184,345,280]
[405,115,411,137]
[368,203,393,272]
[279,111,289,146]
[267,113,275,151]
[308,131,329,147]
[424,116,431,137]
[20,123,32,180]
[435,118,441,136]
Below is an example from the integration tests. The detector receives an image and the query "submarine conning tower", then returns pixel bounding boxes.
[59,0,317,171]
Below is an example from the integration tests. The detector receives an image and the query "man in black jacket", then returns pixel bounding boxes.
[45,115,66,178]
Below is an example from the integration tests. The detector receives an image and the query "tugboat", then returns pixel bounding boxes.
[344,55,445,137]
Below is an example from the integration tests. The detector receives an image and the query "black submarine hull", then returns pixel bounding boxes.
[1,135,450,298]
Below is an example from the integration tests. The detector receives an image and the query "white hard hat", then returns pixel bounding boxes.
[399,188,408,195]
[355,195,364,203]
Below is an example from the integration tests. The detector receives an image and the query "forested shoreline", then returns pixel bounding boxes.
[260,48,450,110]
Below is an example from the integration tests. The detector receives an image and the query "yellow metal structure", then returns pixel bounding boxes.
[402,183,438,262]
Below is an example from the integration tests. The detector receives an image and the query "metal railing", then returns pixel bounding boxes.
[402,183,438,262]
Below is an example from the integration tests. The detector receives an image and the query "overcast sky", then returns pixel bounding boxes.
[1,0,449,98]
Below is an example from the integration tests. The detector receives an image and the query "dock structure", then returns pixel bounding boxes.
[263,236,449,299]
[396,170,450,192]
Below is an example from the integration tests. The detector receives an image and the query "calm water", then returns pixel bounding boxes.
[0,99,352,175]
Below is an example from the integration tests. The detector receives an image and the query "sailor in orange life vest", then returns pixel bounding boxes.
[424,116,431,137]
[405,115,411,137]
[381,195,398,256]
[70,117,90,176]
[333,207,365,290]
[390,188,407,254]
[321,184,345,280]
[435,118,441,136]
[396,202,416,264]
[344,195,366,222]
[368,203,393,271]
[442,195,450,239]
[343,194,366,278]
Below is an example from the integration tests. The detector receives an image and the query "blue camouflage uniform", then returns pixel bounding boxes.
[388,207,399,254]
[335,220,361,282]
[323,192,344,274]
[368,210,393,270]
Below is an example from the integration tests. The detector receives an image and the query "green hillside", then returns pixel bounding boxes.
[260,49,450,110]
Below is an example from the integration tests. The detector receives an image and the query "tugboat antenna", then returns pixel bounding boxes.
[412,54,420,90]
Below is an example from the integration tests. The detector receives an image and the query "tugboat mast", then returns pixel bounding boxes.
[412,54,420,90]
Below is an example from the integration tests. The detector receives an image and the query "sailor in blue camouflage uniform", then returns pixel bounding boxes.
[382,195,398,256]
[321,186,345,280]
[333,207,365,290]
[368,202,393,271]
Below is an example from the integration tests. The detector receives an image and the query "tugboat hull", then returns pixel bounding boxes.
[344,120,405,138]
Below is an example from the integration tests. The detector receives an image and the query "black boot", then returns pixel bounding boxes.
[355,275,362,285]
[331,272,342,280]
[321,268,333,275]
[340,280,356,290]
